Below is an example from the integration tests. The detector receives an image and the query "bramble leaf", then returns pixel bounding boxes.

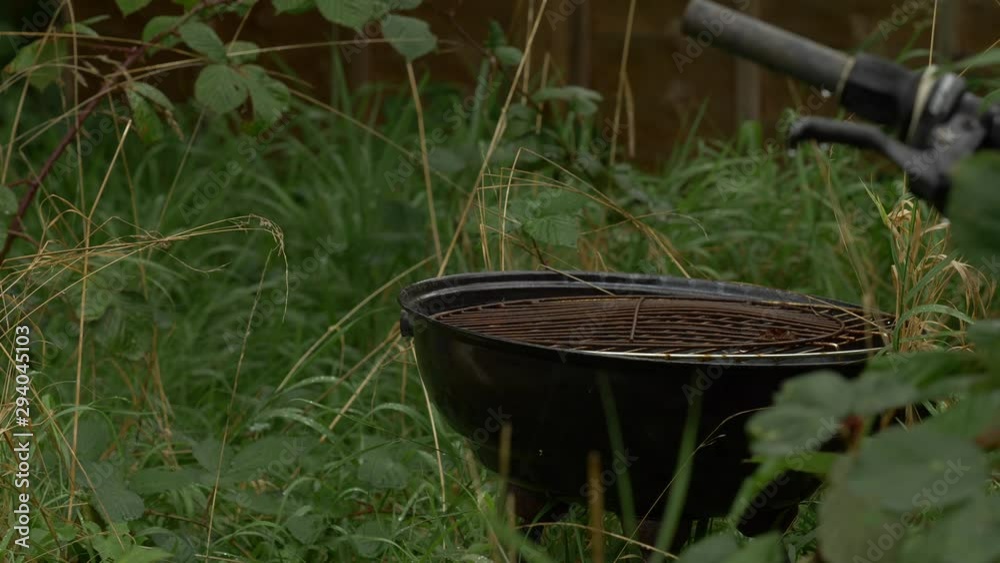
[131,82,174,112]
[747,371,853,456]
[180,22,227,61]
[819,460,902,563]
[0,187,18,216]
[142,16,181,54]
[523,214,581,248]
[227,40,259,63]
[127,89,165,143]
[5,39,66,91]
[845,425,990,512]
[494,46,523,66]
[273,0,315,14]
[316,0,376,29]
[286,513,324,544]
[675,534,739,563]
[534,86,603,116]
[241,65,290,124]
[382,15,437,61]
[950,153,1000,267]
[118,547,173,563]
[116,0,154,16]
[195,64,249,114]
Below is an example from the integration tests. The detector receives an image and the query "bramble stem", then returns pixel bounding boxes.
[0,0,240,266]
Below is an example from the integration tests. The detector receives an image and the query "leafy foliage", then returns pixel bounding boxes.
[381,14,437,61]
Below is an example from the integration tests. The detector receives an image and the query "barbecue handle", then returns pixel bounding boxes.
[682,0,849,94]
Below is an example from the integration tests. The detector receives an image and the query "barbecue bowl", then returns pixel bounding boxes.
[399,271,892,528]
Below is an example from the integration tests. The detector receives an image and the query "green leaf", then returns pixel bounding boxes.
[193,437,232,474]
[0,187,17,216]
[819,460,902,563]
[676,534,739,563]
[93,474,146,522]
[118,546,173,563]
[5,39,66,91]
[899,496,1000,563]
[533,86,603,116]
[194,64,249,114]
[729,453,837,525]
[392,0,423,8]
[523,214,581,247]
[142,16,181,54]
[115,0,153,16]
[286,514,324,544]
[241,64,290,124]
[542,190,590,215]
[180,22,227,61]
[865,351,982,394]
[273,0,315,14]
[494,46,523,66]
[851,371,920,416]
[127,89,164,144]
[726,533,785,563]
[352,520,390,558]
[228,436,290,480]
[129,466,203,495]
[227,40,259,63]
[223,490,285,515]
[924,391,1000,440]
[427,148,466,174]
[173,0,200,8]
[357,444,411,490]
[91,521,135,560]
[316,0,376,28]
[130,82,174,112]
[381,15,437,61]
[969,320,1000,370]
[65,22,100,37]
[845,425,991,513]
[952,48,1000,71]
[506,103,538,137]
[76,417,112,462]
[747,371,853,456]
[949,153,1000,267]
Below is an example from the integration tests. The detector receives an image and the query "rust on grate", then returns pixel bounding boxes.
[432,295,891,358]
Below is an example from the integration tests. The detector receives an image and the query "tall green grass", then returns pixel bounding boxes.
[0,43,993,561]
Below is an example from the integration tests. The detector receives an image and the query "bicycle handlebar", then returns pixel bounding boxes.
[682,0,850,94]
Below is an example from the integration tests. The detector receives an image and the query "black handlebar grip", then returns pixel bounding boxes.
[682,0,850,95]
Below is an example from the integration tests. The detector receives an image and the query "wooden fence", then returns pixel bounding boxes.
[48,0,999,163]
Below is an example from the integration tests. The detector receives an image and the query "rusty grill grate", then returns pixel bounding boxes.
[433,295,890,358]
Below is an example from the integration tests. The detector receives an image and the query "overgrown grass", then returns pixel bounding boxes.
[1,24,995,563]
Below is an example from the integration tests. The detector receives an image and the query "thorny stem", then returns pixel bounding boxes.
[0,0,241,266]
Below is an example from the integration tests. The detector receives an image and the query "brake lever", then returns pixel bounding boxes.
[788,114,986,214]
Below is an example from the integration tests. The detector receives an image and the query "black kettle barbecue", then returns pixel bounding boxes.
[399,272,892,542]
[399,0,1000,548]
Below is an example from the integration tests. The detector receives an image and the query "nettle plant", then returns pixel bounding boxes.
[676,156,1000,563]
[0,0,438,262]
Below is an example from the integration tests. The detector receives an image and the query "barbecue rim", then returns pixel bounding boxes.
[399,271,894,368]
